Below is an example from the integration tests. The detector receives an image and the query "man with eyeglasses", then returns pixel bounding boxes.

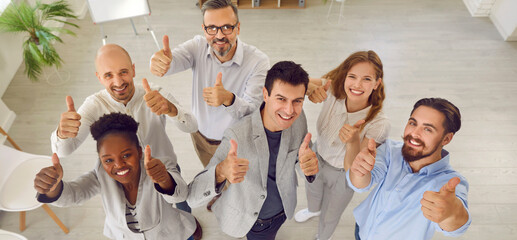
[150,0,269,187]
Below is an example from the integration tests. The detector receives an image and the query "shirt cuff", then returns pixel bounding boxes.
[36,181,64,203]
[215,180,226,194]
[345,170,372,193]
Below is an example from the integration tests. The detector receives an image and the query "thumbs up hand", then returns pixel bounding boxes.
[57,96,81,139]
[421,177,467,226]
[202,72,234,107]
[34,153,64,198]
[308,79,332,103]
[216,139,249,184]
[350,138,376,177]
[299,133,319,176]
[339,119,366,144]
[150,35,173,77]
[142,78,178,116]
[144,145,175,192]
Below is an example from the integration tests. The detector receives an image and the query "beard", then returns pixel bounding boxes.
[211,37,232,57]
[401,135,441,163]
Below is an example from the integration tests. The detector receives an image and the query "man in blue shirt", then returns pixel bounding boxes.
[346,98,471,240]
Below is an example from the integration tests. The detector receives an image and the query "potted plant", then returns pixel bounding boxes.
[0,0,79,81]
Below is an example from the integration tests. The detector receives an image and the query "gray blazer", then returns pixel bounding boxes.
[187,106,312,238]
[40,156,196,240]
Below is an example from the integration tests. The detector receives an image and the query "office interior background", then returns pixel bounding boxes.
[0,0,516,239]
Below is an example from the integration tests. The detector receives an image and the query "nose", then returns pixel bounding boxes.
[215,28,225,39]
[284,102,294,115]
[114,158,125,168]
[113,75,124,87]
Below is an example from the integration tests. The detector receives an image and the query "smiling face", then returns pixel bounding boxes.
[344,61,382,110]
[402,106,453,164]
[95,45,136,105]
[99,133,142,185]
[202,6,240,61]
[262,80,306,132]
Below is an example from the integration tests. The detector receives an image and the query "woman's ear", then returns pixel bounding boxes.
[374,78,383,90]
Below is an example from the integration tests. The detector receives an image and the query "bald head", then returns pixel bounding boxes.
[95,44,132,71]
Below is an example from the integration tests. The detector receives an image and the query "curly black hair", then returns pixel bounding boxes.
[90,112,140,152]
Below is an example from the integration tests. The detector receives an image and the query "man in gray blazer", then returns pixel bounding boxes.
[188,61,319,239]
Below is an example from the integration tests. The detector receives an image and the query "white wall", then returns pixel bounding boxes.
[463,0,497,17]
[0,0,87,137]
[490,0,517,41]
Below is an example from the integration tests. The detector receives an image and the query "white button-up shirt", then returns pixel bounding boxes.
[50,84,197,161]
[316,91,390,168]
[166,35,270,140]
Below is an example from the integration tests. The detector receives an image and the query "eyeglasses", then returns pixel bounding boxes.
[204,23,239,36]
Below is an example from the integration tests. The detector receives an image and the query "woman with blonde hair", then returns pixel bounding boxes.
[295,50,391,240]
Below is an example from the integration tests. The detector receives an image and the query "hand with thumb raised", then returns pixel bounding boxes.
[299,133,319,176]
[216,139,249,184]
[34,153,64,197]
[421,177,468,229]
[142,78,177,116]
[339,119,366,144]
[144,145,171,185]
[57,96,81,139]
[203,72,234,107]
[150,35,173,77]
[308,79,332,103]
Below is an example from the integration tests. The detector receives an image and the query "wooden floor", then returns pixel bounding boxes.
[1,0,516,239]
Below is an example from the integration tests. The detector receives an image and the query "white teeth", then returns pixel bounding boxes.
[350,89,363,95]
[279,114,292,120]
[114,86,126,92]
[410,139,421,146]
[116,169,129,175]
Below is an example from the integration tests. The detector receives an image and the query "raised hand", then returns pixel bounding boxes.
[216,140,249,184]
[308,79,332,103]
[144,145,172,186]
[421,177,467,228]
[57,96,81,139]
[339,119,366,144]
[350,138,376,177]
[202,72,234,107]
[34,153,64,197]
[150,35,173,77]
[142,78,177,116]
[298,133,319,176]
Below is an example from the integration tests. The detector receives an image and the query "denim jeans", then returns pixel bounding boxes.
[355,223,361,240]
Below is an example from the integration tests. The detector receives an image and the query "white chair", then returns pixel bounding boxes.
[0,229,28,240]
[0,127,69,234]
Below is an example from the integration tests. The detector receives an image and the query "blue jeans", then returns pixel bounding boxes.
[355,223,361,240]
[246,212,287,240]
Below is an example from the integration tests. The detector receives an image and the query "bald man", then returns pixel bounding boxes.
[50,44,199,215]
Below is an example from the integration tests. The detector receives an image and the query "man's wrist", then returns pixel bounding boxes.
[167,101,178,117]
[223,92,235,107]
[215,163,227,183]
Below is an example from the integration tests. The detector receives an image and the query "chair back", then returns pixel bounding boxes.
[0,145,52,211]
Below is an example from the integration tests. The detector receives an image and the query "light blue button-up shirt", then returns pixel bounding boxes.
[346,139,471,240]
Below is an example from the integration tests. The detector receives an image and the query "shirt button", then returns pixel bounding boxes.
[260,195,265,199]
[254,212,258,216]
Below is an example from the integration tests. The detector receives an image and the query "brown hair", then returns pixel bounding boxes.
[323,50,385,127]
[411,98,461,134]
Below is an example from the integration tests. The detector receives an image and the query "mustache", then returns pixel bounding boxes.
[212,37,229,44]
[403,135,424,147]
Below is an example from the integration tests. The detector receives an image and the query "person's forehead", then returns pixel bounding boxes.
[410,106,445,128]
[203,7,237,25]
[271,81,306,98]
[97,52,132,72]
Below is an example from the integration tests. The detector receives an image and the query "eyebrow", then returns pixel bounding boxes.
[100,148,132,158]
[348,72,373,78]
[275,93,305,101]
[409,117,437,130]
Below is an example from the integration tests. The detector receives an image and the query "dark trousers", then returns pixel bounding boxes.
[246,212,287,240]
[175,164,192,213]
[355,223,361,240]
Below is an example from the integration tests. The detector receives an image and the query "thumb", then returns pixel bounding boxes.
[441,177,460,194]
[215,72,223,86]
[323,79,332,91]
[353,119,366,129]
[300,133,312,151]
[162,35,170,53]
[66,96,75,112]
[142,78,152,93]
[52,153,63,174]
[367,138,376,156]
[228,139,238,157]
[144,145,151,166]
